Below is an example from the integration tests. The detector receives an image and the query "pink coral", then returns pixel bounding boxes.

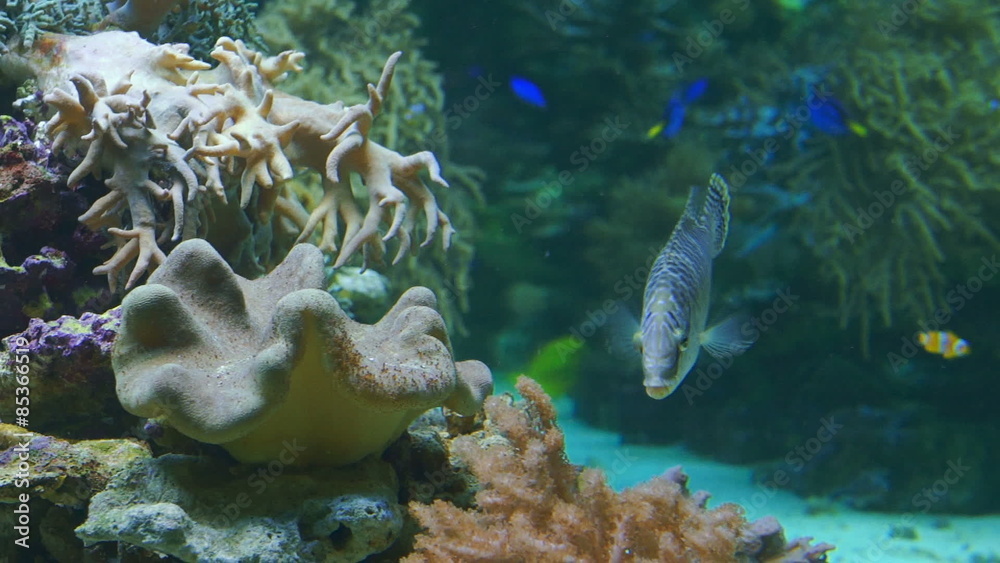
[406,377,833,562]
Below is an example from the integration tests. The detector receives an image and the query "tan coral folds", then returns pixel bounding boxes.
[112,239,492,466]
[14,30,454,288]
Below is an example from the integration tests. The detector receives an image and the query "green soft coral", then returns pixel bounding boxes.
[779,0,1000,350]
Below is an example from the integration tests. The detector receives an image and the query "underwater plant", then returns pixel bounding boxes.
[0,0,261,58]
[785,0,1000,349]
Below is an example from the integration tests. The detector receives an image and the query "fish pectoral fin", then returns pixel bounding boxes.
[700,314,755,359]
[604,304,642,362]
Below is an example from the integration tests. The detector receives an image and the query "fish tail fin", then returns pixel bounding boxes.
[703,173,731,257]
[700,313,755,360]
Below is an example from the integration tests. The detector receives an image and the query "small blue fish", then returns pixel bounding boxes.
[510,76,547,108]
[403,102,426,122]
[808,93,868,137]
[647,78,709,139]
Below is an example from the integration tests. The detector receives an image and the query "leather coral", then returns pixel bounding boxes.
[112,239,492,466]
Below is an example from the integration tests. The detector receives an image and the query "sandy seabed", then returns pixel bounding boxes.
[552,396,1000,563]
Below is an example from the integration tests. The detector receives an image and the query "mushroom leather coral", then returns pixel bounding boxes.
[4,30,454,290]
[112,239,492,466]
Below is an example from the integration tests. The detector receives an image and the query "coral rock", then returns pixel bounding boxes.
[0,309,123,437]
[76,453,403,562]
[113,238,492,466]
[0,424,150,509]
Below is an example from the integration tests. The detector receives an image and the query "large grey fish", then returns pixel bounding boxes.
[640,173,752,399]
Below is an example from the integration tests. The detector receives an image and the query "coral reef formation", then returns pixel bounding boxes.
[1,0,260,59]
[0,115,114,335]
[0,27,457,290]
[328,265,393,323]
[0,425,152,560]
[258,0,482,334]
[0,424,150,508]
[0,309,122,437]
[113,238,492,466]
[77,454,402,562]
[406,377,833,561]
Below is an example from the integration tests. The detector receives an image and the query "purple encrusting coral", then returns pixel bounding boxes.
[0,114,113,335]
[0,114,55,167]
[10,308,121,361]
[0,435,55,466]
[0,309,124,438]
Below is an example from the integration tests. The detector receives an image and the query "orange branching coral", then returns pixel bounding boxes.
[406,377,833,562]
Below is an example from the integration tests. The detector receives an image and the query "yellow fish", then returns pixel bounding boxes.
[917,331,970,359]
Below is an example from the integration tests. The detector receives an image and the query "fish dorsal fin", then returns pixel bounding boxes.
[679,184,705,228]
[701,173,731,257]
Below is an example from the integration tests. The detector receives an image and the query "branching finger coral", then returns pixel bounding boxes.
[1,28,459,290]
[258,0,481,334]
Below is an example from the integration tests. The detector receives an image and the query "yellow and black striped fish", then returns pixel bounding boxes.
[639,173,753,399]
